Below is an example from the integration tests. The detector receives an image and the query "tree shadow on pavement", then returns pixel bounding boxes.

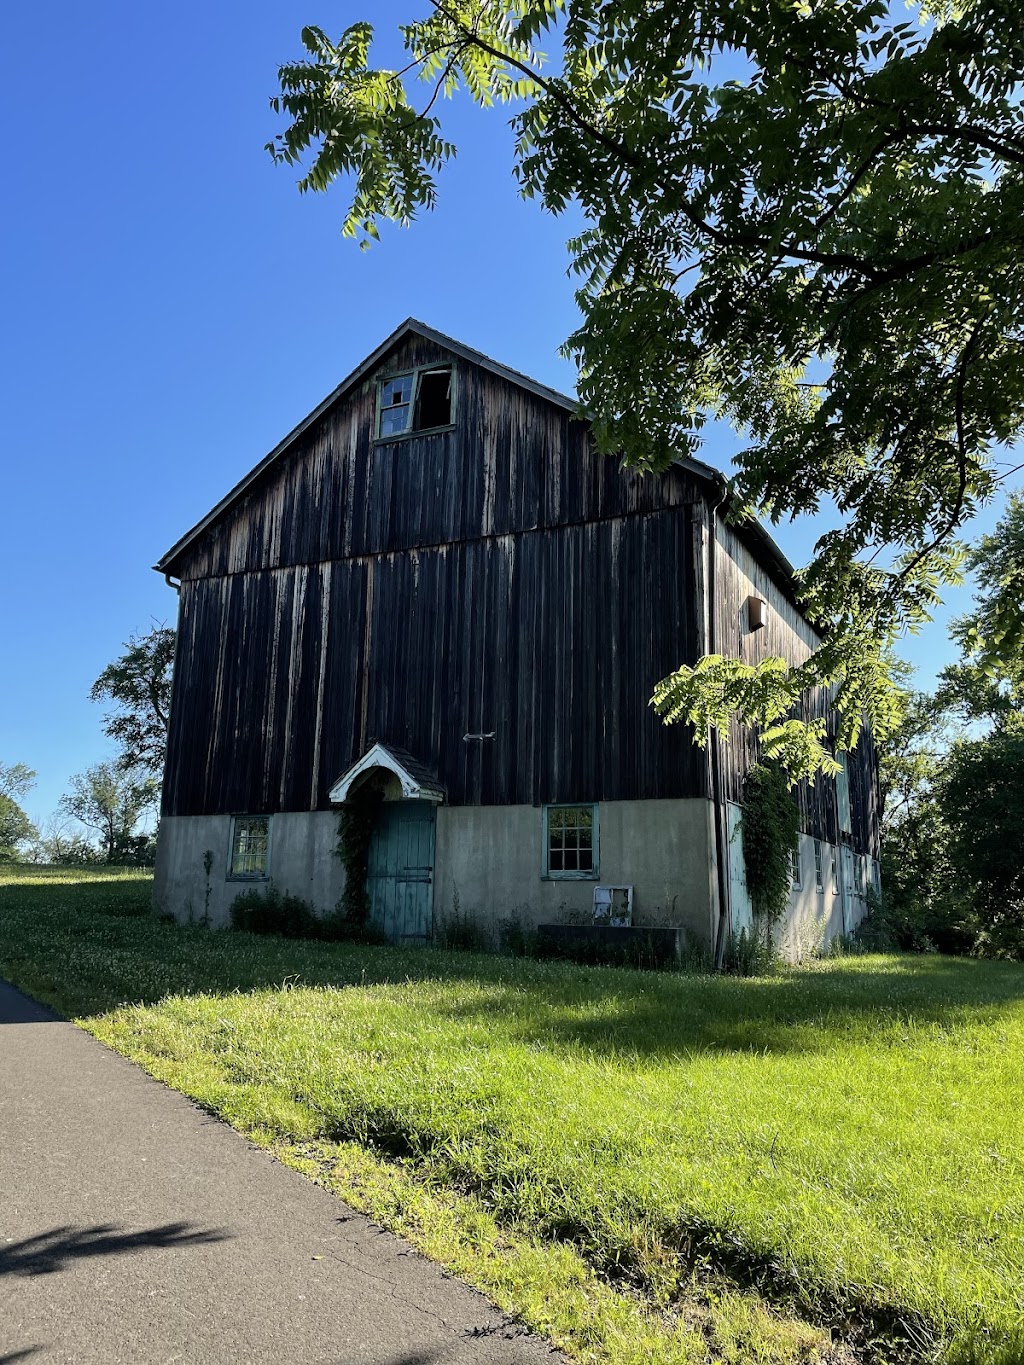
[0,1222,230,1277]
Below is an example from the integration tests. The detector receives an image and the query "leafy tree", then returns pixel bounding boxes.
[89,626,176,777]
[936,732,1024,954]
[875,495,1024,953]
[937,491,1024,731]
[874,688,970,952]
[0,761,36,803]
[269,0,1024,777]
[27,814,101,867]
[59,763,158,865]
[0,796,36,860]
[0,762,37,860]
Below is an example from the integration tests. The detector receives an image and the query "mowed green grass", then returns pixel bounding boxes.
[2,865,1024,1365]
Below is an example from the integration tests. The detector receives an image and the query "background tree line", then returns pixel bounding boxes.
[1,627,174,867]
[871,494,1024,957]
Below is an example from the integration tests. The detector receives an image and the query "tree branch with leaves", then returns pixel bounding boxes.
[268,0,1024,778]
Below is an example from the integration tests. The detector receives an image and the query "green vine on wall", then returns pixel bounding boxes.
[741,763,801,931]
[335,773,385,929]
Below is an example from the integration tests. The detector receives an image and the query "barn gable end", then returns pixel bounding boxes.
[154,321,881,958]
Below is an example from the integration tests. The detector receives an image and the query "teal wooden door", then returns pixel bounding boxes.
[366,801,436,942]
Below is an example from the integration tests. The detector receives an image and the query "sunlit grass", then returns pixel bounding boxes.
[2,863,1023,1364]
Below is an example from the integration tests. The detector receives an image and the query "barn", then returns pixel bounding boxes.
[152,319,881,959]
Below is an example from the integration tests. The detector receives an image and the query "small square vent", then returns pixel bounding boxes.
[593,885,634,926]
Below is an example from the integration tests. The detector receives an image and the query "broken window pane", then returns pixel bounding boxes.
[378,375,414,437]
[414,368,452,429]
[377,367,453,438]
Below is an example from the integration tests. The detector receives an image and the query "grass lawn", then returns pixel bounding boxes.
[2,865,1023,1365]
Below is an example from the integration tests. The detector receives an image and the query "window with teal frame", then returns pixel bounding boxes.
[543,804,599,879]
[376,366,454,439]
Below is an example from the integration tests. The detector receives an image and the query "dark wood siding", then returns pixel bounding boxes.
[168,336,702,583]
[712,520,880,858]
[161,333,879,860]
[163,507,706,816]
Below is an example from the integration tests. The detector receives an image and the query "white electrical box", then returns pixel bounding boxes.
[593,885,634,926]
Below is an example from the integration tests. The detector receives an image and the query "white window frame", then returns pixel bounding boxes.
[542,803,599,880]
[790,842,803,890]
[375,365,456,441]
[228,814,272,881]
[813,839,824,893]
[831,850,840,895]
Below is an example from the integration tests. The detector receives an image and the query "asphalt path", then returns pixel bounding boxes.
[0,979,564,1365]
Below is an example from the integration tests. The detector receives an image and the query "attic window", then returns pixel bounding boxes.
[377,366,453,439]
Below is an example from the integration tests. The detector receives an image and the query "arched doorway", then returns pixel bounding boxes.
[329,743,444,943]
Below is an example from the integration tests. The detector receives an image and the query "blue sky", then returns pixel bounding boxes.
[1,1,1010,827]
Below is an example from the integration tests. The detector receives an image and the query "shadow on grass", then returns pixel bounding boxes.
[0,1222,230,1277]
[2,873,1024,1059]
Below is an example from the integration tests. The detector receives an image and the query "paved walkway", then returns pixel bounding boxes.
[0,980,563,1365]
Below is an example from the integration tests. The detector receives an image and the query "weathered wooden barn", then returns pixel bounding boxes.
[153,319,880,957]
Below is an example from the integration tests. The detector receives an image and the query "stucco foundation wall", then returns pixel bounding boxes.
[778,835,879,960]
[156,800,720,944]
[154,812,345,928]
[780,833,843,960]
[434,799,717,945]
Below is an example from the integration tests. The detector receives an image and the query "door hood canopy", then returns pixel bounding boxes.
[329,742,445,804]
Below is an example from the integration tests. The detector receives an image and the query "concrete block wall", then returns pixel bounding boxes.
[153,801,876,957]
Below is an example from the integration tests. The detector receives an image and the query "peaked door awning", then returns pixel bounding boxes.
[328,742,445,804]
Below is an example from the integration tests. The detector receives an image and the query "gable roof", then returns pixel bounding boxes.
[154,318,577,576]
[153,319,801,611]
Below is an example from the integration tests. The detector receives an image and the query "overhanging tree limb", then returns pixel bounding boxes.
[268,0,1024,779]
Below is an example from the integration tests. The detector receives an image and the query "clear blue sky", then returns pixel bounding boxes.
[0,1,1010,827]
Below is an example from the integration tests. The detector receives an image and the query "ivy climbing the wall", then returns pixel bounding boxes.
[335,773,385,932]
[741,763,801,932]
